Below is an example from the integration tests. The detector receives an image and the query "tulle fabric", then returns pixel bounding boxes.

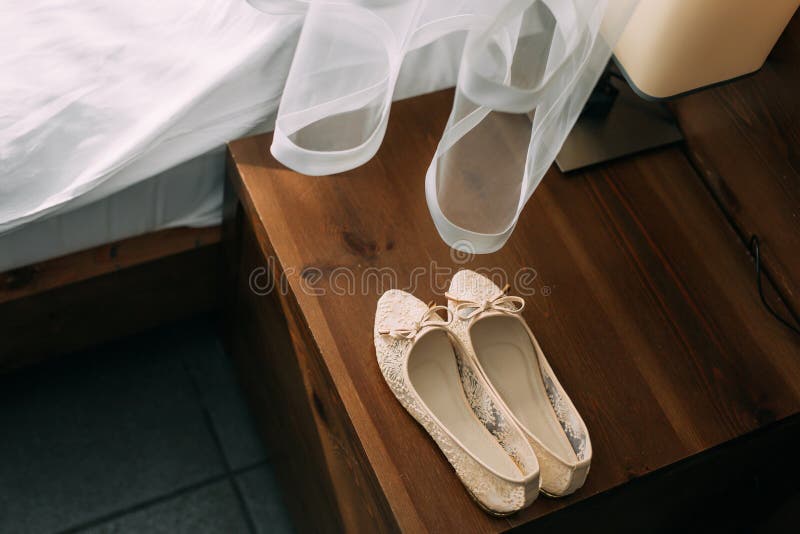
[254,0,638,253]
[1,0,462,237]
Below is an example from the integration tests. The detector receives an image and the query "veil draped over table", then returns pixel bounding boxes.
[250,0,638,253]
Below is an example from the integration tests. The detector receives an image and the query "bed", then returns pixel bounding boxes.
[0,0,462,366]
[0,0,463,271]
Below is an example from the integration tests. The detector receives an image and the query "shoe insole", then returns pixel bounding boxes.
[408,330,522,480]
[471,316,577,463]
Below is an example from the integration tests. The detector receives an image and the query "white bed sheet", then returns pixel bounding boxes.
[0,1,462,269]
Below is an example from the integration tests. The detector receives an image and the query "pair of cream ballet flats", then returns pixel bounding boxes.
[374,270,591,516]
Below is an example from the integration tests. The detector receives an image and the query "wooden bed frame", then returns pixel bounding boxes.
[0,226,223,372]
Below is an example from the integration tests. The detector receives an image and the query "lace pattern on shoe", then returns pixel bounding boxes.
[446,273,589,462]
[374,290,538,513]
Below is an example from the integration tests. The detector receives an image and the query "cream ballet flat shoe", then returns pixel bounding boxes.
[374,289,540,515]
[445,271,592,497]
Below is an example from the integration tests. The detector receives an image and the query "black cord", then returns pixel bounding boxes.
[749,235,800,336]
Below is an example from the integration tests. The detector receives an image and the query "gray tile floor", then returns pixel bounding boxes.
[0,316,293,534]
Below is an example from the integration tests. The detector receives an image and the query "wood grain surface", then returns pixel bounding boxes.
[673,12,800,317]
[226,86,800,532]
[0,226,221,304]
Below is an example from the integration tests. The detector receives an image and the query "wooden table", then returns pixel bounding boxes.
[224,83,800,531]
[672,13,800,315]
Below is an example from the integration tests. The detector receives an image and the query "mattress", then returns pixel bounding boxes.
[0,149,224,272]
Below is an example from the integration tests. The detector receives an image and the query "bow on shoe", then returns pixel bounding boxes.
[378,303,453,340]
[446,283,525,320]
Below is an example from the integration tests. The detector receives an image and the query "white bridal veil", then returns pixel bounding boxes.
[251,0,638,253]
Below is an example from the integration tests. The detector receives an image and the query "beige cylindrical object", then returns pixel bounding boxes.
[613,0,799,99]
